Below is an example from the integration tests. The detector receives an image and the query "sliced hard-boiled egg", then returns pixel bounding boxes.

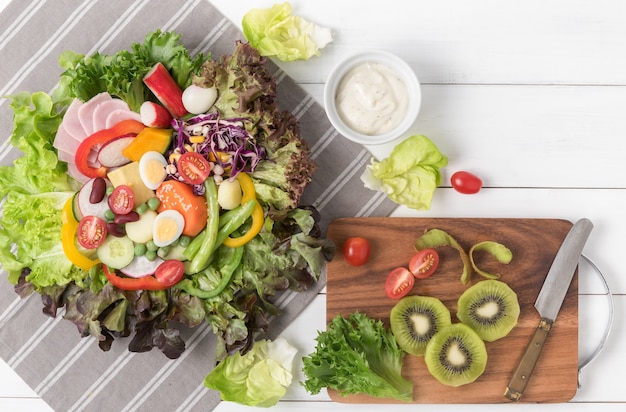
[153,209,185,247]
[139,151,168,190]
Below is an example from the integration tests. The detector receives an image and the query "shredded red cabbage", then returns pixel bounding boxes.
[169,112,266,194]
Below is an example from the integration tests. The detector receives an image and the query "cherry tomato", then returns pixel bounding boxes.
[343,237,370,266]
[154,259,185,287]
[385,267,414,299]
[178,152,211,185]
[108,185,135,215]
[451,171,482,194]
[76,216,107,249]
[409,248,440,279]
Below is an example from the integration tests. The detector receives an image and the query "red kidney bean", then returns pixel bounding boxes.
[114,211,140,225]
[89,177,107,204]
[106,223,126,237]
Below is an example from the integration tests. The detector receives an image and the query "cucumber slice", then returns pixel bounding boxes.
[97,236,135,269]
[120,255,164,278]
[72,192,83,221]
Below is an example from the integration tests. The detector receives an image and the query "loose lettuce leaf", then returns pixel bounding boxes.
[242,2,332,61]
[204,338,297,407]
[302,312,413,402]
[361,134,448,210]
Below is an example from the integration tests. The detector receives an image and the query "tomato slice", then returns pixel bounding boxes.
[154,259,185,287]
[409,248,440,279]
[450,171,482,194]
[385,267,414,299]
[108,185,135,215]
[343,236,370,266]
[178,152,211,185]
[76,216,108,249]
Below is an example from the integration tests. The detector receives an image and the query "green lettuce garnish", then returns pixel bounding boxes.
[204,338,297,407]
[361,134,448,210]
[302,312,413,402]
[242,2,332,61]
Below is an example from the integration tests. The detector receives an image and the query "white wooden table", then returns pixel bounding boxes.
[1,0,625,410]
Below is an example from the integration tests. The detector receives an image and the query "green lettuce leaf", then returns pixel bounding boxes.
[0,191,83,287]
[302,312,413,402]
[204,338,297,407]
[361,134,448,210]
[242,2,332,61]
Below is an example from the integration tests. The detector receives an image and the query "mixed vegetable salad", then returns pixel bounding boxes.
[0,30,334,361]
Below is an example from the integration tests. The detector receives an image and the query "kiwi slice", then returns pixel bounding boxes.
[456,279,520,342]
[425,323,488,387]
[390,295,451,356]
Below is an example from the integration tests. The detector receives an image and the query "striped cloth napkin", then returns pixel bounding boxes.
[0,0,396,411]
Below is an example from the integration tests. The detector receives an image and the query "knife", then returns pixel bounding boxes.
[504,218,593,402]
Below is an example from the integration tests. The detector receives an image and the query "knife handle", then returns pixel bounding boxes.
[504,317,553,401]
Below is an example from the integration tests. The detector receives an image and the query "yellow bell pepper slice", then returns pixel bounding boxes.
[222,172,264,247]
[61,197,100,270]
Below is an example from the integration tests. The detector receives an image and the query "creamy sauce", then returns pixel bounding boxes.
[335,62,409,135]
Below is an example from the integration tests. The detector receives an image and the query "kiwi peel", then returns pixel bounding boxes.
[424,323,488,387]
[456,279,520,342]
[390,295,452,356]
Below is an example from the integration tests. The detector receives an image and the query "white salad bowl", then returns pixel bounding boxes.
[323,50,421,145]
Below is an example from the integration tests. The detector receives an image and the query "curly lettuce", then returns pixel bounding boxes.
[57,30,208,111]
[302,312,413,402]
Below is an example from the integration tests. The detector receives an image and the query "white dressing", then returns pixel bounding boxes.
[335,62,409,136]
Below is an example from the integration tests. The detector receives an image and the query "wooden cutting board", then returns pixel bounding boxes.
[326,217,578,404]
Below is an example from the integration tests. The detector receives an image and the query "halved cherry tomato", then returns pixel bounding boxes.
[178,152,211,184]
[409,248,440,279]
[154,260,185,287]
[451,171,482,194]
[385,267,414,299]
[108,185,135,215]
[343,237,370,266]
[76,216,107,249]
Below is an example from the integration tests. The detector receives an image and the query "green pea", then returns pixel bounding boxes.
[157,246,170,258]
[178,236,191,247]
[106,186,114,195]
[104,209,115,221]
[135,203,148,215]
[145,250,157,261]
[134,243,147,256]
[147,197,161,210]
[146,240,158,252]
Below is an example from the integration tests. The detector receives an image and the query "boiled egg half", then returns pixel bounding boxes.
[139,151,168,190]
[153,210,185,247]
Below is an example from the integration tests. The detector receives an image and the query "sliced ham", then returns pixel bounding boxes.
[63,99,87,141]
[92,99,131,132]
[105,109,142,129]
[78,92,112,135]
[53,123,81,155]
[67,162,89,184]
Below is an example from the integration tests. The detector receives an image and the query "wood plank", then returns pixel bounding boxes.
[326,217,578,403]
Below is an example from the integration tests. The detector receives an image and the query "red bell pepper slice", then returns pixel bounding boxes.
[103,264,167,291]
[75,119,146,178]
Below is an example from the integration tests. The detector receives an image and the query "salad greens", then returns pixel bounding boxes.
[58,30,207,112]
[361,134,448,211]
[241,2,332,61]
[204,337,297,407]
[0,31,334,362]
[302,312,414,402]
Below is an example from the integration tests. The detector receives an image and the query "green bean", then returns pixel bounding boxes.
[177,244,244,299]
[187,178,220,274]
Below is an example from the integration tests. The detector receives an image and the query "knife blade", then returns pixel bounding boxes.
[504,218,593,402]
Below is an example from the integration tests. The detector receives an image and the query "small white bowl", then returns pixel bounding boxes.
[323,50,421,145]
